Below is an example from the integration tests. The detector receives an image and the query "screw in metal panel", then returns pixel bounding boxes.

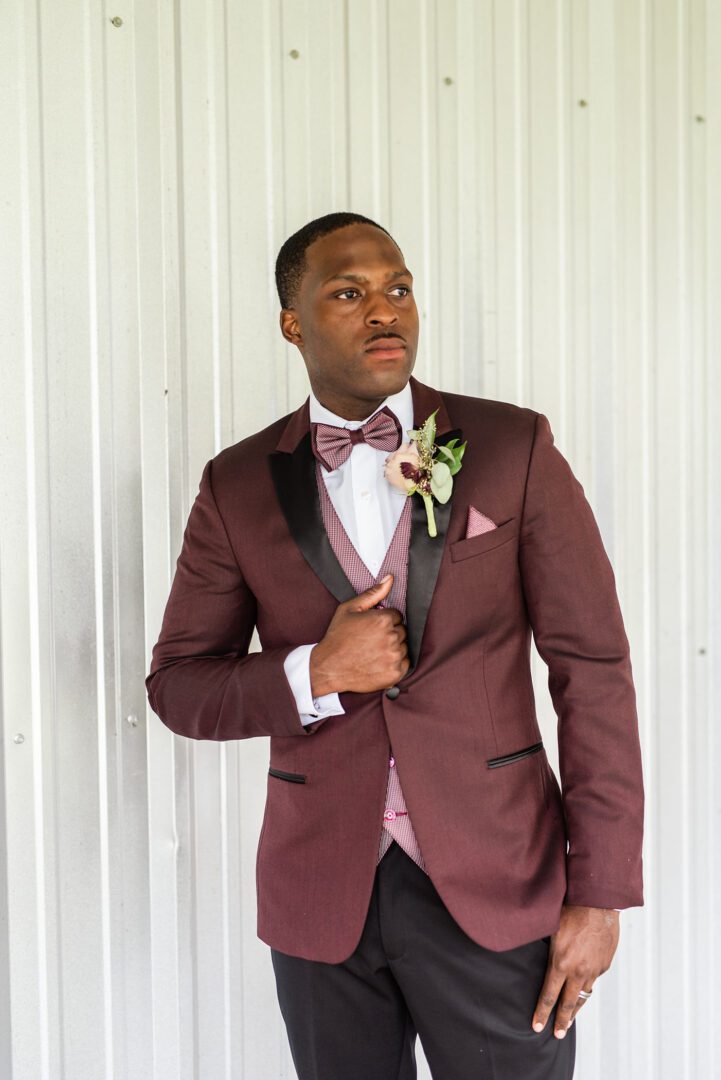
[110,16,123,27]
[14,733,25,744]
[126,714,139,727]
[289,49,300,59]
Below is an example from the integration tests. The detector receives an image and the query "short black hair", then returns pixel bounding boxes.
[275,211,396,309]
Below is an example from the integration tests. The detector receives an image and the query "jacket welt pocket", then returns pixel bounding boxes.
[268,767,307,784]
[486,742,543,769]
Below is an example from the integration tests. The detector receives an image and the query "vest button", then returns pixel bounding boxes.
[385,686,400,700]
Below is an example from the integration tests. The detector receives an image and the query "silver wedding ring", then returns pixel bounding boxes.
[577,989,593,1000]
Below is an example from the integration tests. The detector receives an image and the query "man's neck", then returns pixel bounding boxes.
[308,380,414,435]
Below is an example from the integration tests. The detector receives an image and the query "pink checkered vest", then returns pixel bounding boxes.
[316,462,427,873]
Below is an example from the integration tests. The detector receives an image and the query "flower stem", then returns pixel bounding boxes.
[423,494,437,537]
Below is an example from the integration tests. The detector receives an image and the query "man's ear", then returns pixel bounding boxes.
[280,308,303,346]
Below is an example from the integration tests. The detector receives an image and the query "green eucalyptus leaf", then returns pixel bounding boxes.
[430,461,453,503]
[431,476,453,504]
[423,409,438,450]
[437,445,456,464]
[448,441,467,475]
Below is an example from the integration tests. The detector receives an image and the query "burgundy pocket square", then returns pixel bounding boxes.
[465,506,497,538]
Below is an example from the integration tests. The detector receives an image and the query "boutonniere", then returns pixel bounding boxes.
[384,409,467,537]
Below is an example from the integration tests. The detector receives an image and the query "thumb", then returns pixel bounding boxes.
[350,574,394,612]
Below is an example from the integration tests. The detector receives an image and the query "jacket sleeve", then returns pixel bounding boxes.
[146,458,322,741]
[518,412,644,909]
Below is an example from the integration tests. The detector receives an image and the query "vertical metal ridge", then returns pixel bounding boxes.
[687,2,711,1075]
[646,0,663,1068]
[643,0,660,1067]
[342,0,352,207]
[186,741,201,1077]
[262,0,282,418]
[674,1,693,1074]
[514,0,527,402]
[205,0,221,457]
[688,0,713,1064]
[218,744,232,1080]
[29,0,62,1070]
[221,0,234,449]
[383,0,392,220]
[14,0,52,1071]
[488,0,500,396]
[172,0,190,510]
[555,0,569,445]
[419,0,434,386]
[705,10,721,1077]
[81,1,115,1074]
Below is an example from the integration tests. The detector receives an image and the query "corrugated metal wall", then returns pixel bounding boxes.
[1,1,719,1077]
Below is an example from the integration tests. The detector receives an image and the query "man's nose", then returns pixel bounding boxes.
[364,294,398,326]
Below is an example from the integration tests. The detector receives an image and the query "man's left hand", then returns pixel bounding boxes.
[531,905,620,1039]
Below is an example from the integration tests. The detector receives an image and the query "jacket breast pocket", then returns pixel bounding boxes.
[450,517,518,563]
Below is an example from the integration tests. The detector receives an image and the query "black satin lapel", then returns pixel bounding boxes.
[269,434,356,604]
[405,428,463,669]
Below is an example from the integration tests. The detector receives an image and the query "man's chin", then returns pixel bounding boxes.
[358,358,414,396]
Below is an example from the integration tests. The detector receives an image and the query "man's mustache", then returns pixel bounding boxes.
[365,332,406,345]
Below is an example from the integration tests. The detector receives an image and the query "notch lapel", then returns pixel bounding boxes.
[269,420,356,604]
[405,379,462,669]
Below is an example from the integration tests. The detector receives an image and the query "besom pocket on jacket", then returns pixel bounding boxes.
[268,767,307,784]
[486,742,543,768]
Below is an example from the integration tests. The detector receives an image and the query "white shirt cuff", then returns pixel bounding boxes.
[283,644,346,727]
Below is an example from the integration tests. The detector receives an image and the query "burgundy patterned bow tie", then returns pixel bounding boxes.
[311,406,403,472]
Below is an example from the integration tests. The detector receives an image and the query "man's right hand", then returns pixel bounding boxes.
[309,575,409,696]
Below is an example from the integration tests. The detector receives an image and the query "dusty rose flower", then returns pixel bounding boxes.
[384,441,422,492]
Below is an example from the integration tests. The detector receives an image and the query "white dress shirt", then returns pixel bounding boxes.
[282,381,415,725]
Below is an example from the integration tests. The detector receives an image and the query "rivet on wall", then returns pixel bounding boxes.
[13,734,25,744]
[126,714,139,727]
[695,115,706,123]
[578,99,588,108]
[444,76,453,86]
[289,49,300,59]
[110,16,123,28]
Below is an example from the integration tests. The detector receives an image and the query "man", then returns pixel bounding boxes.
[147,211,644,1079]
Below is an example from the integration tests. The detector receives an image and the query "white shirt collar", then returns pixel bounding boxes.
[308,380,414,442]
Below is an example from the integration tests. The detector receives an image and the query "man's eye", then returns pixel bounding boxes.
[336,289,360,300]
[392,286,412,296]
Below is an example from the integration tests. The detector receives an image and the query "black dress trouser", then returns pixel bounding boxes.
[271,841,576,1080]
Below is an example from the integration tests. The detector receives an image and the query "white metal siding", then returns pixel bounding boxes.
[1,1,719,1077]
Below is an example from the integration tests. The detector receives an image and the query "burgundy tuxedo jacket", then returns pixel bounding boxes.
[147,377,644,963]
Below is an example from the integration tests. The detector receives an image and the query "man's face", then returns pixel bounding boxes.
[280,223,419,418]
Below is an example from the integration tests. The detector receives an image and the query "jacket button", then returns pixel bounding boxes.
[385,686,400,700]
